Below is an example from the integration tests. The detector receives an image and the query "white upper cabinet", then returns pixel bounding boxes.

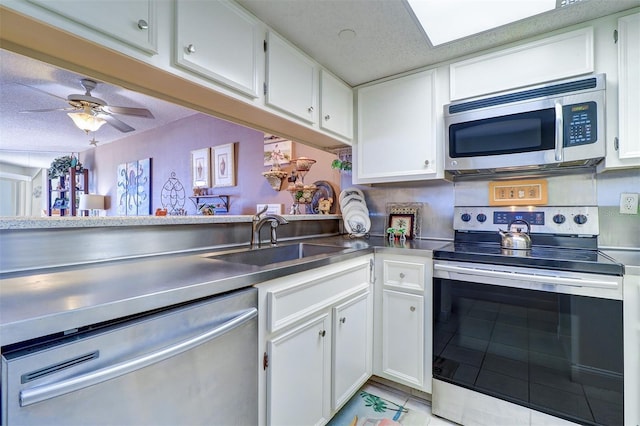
[265,30,317,124]
[320,70,353,141]
[26,0,157,54]
[355,69,439,184]
[606,13,640,169]
[449,27,594,100]
[174,0,260,98]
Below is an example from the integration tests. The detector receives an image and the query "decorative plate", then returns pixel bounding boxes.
[341,202,369,217]
[339,187,365,204]
[340,194,366,210]
[308,180,335,214]
[344,210,371,237]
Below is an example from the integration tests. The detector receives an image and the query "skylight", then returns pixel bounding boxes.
[407,0,557,46]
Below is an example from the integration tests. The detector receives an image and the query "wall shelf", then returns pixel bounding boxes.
[188,195,230,213]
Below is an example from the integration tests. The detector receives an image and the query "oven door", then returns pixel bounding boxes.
[432,261,623,425]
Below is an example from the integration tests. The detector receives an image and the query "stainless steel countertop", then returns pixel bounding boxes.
[0,236,448,347]
[3,235,634,348]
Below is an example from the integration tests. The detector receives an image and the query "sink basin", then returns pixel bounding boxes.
[208,243,347,266]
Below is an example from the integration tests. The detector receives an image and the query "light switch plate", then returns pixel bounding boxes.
[620,193,639,214]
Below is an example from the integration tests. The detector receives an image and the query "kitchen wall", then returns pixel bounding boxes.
[343,168,639,248]
[82,113,341,216]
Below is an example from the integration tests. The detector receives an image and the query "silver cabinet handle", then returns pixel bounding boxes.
[324,115,331,121]
[340,317,346,324]
[554,100,563,162]
[424,160,430,166]
[308,106,314,113]
[399,272,405,279]
[186,44,196,54]
[410,306,416,312]
[137,19,149,30]
[19,308,257,407]
[319,330,326,337]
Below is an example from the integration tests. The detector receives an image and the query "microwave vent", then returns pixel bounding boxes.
[448,77,598,114]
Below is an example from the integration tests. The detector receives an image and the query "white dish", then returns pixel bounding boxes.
[341,202,369,217]
[344,210,371,236]
[339,187,365,204]
[340,194,365,210]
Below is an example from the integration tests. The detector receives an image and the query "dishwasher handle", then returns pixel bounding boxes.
[20,307,257,407]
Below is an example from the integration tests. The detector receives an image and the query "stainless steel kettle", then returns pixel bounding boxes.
[499,219,532,250]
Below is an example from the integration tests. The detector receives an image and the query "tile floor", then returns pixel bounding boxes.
[356,380,458,426]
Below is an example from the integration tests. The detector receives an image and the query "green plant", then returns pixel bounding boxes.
[48,155,83,179]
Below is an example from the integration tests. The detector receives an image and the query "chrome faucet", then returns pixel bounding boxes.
[250,206,288,248]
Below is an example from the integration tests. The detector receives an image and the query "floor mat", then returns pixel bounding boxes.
[327,390,430,426]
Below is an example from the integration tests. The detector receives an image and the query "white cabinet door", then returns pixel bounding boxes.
[381,289,424,388]
[266,31,317,124]
[356,70,438,184]
[449,27,594,100]
[320,70,353,140]
[332,290,372,411]
[175,0,260,98]
[27,0,157,53]
[610,13,640,168]
[267,314,330,426]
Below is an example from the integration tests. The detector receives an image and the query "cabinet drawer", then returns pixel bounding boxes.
[267,263,370,333]
[383,259,425,291]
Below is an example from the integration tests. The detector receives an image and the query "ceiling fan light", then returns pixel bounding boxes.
[67,112,107,133]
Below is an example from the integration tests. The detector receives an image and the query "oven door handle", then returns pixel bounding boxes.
[434,263,619,289]
[19,307,257,407]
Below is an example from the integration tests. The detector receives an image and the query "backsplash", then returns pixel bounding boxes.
[344,168,639,249]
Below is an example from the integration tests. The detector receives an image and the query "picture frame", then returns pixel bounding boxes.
[52,197,67,209]
[386,202,423,239]
[213,142,236,187]
[388,213,415,239]
[264,140,292,167]
[191,148,211,188]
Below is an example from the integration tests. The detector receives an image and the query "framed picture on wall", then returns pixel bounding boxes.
[264,140,292,167]
[213,142,236,187]
[191,148,210,188]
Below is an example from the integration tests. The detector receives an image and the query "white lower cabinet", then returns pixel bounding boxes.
[257,255,374,425]
[381,289,424,388]
[374,254,432,393]
[268,314,330,426]
[332,291,371,410]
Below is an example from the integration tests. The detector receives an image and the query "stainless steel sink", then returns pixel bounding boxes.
[208,243,347,266]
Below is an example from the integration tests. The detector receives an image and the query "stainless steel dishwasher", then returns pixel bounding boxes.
[1,287,258,425]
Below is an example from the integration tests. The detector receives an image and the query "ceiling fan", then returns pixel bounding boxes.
[20,78,154,133]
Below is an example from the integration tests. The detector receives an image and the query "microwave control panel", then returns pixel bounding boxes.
[564,102,597,147]
[453,206,599,236]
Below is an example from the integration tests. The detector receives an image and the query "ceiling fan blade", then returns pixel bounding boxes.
[20,107,76,113]
[102,105,154,118]
[14,82,69,101]
[97,113,135,132]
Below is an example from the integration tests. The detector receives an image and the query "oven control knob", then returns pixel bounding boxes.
[553,214,566,224]
[461,213,472,222]
[574,214,588,225]
[476,213,487,223]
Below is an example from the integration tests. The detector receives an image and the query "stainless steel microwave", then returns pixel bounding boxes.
[444,74,606,176]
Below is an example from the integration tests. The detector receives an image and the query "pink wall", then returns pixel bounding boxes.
[81,113,342,215]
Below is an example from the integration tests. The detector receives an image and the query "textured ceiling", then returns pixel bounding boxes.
[1,0,639,170]
[0,49,196,169]
[236,0,639,86]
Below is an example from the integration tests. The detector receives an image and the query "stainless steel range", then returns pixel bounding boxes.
[432,206,625,426]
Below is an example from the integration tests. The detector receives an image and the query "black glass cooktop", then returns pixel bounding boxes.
[434,241,624,276]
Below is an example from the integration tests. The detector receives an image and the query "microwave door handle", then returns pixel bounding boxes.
[555,101,563,162]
